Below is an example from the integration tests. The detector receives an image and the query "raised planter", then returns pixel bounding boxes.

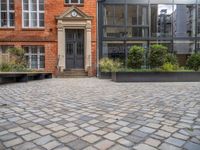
[99,72,111,79]
[112,72,200,82]
[0,72,52,84]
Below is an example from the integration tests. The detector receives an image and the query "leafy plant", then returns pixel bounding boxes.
[149,44,168,68]
[165,53,178,65]
[99,58,122,72]
[128,46,145,69]
[187,53,200,71]
[161,63,178,71]
[0,63,13,72]
[7,47,26,66]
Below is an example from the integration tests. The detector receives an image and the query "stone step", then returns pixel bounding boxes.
[57,70,88,78]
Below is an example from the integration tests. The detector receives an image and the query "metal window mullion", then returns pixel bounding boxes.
[0,0,1,27]
[37,46,40,69]
[29,47,32,69]
[7,0,10,27]
[37,0,39,28]
[29,0,31,27]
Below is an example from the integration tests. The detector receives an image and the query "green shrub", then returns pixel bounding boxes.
[0,63,13,72]
[165,53,178,65]
[7,47,26,66]
[162,63,178,71]
[187,53,200,71]
[99,58,122,72]
[128,46,145,69]
[149,44,168,68]
[0,63,29,72]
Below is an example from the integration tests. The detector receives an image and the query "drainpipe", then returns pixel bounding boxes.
[96,0,100,77]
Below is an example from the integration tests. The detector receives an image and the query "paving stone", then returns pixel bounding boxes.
[159,143,182,150]
[120,127,134,133]
[59,135,78,143]
[172,133,189,140]
[17,129,31,135]
[33,135,54,145]
[8,127,23,133]
[184,142,200,150]
[37,129,52,135]
[3,138,23,148]
[82,134,101,143]
[68,139,89,150]
[161,125,178,133]
[134,143,157,150]
[94,139,114,150]
[73,129,88,137]
[117,138,133,147]
[0,133,17,141]
[116,121,130,126]
[43,141,61,150]
[146,123,161,129]
[155,130,171,138]
[144,138,161,147]
[83,146,98,150]
[13,142,36,150]
[52,130,68,138]
[109,144,130,150]
[139,126,156,134]
[85,126,99,132]
[104,133,122,141]
[22,132,40,141]
[165,137,186,147]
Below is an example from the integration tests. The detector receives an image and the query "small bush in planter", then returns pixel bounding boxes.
[162,63,179,71]
[128,46,144,69]
[187,53,200,71]
[165,53,178,65]
[99,58,122,72]
[149,44,168,68]
[7,47,26,66]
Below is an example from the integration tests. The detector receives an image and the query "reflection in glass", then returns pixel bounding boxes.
[104,5,125,25]
[102,42,125,61]
[103,27,125,38]
[173,5,196,37]
[151,4,173,37]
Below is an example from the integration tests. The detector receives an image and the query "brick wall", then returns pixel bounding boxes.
[0,0,97,76]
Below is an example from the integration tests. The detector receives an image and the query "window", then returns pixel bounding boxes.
[0,0,15,27]
[151,4,173,37]
[24,46,45,69]
[22,0,44,28]
[65,0,84,4]
[0,45,13,53]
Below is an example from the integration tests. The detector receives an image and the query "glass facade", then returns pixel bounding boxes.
[98,0,200,67]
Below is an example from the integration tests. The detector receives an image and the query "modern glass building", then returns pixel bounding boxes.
[98,0,200,68]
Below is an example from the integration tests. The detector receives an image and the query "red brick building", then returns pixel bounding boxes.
[0,0,97,76]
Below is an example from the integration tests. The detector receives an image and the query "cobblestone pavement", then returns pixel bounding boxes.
[0,78,200,150]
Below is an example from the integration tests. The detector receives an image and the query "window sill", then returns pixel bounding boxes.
[22,28,45,31]
[0,27,15,30]
[64,3,84,7]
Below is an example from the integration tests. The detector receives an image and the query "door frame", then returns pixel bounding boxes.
[65,29,85,70]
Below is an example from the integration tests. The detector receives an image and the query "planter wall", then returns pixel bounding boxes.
[112,72,200,82]
[99,72,111,79]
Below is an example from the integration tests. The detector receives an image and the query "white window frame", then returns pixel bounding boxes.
[24,46,45,70]
[22,0,44,28]
[0,0,15,28]
[65,0,83,4]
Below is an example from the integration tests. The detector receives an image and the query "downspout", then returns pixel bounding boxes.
[96,0,100,77]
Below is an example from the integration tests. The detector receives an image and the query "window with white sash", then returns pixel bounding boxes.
[0,0,15,27]
[65,0,84,4]
[22,0,44,28]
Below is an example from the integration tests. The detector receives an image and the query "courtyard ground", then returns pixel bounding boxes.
[0,78,200,150]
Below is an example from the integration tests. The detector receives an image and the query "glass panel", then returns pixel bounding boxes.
[174,40,195,65]
[31,46,37,53]
[31,12,37,27]
[23,0,29,10]
[40,56,45,68]
[127,5,148,26]
[151,4,173,37]
[24,13,29,27]
[31,55,38,69]
[103,27,125,38]
[25,56,30,67]
[39,13,44,27]
[102,42,125,61]
[9,12,15,26]
[31,0,37,11]
[104,5,125,25]
[174,5,196,37]
[39,0,44,10]
[1,12,7,26]
[1,0,7,11]
[127,27,148,38]
[9,0,14,10]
